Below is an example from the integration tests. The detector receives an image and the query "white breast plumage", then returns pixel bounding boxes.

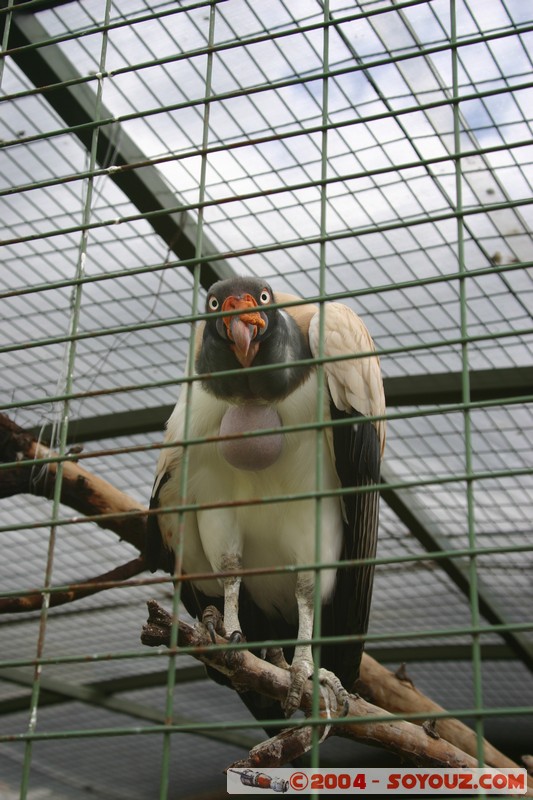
[159,372,343,622]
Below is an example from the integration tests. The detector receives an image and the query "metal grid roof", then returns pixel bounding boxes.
[1,0,532,797]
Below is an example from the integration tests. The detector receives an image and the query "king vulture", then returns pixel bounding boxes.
[147,276,385,719]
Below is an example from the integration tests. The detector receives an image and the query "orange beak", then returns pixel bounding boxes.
[222,294,266,367]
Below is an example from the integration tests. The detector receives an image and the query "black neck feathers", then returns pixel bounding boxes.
[197,310,313,402]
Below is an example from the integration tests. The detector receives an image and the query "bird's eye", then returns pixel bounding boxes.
[259,289,271,305]
[208,295,219,311]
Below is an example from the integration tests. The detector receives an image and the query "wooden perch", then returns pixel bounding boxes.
[1,412,532,790]
[0,556,145,613]
[141,599,532,792]
[357,655,528,778]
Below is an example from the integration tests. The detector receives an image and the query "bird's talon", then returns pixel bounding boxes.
[318,668,350,716]
[224,631,245,670]
[201,605,225,642]
[206,621,216,643]
[282,661,311,717]
[265,646,290,670]
[282,685,303,718]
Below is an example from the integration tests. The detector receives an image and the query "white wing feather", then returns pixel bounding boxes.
[308,302,385,454]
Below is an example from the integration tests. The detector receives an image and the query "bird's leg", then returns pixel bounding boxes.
[282,573,315,716]
[282,573,349,718]
[220,553,243,643]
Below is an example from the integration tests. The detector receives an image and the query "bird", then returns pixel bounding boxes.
[146,275,385,721]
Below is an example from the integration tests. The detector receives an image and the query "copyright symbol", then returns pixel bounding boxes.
[290,772,309,790]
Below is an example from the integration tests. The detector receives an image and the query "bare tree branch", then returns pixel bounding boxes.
[0,412,146,552]
[230,726,325,769]
[357,654,529,777]
[141,599,532,793]
[0,556,145,613]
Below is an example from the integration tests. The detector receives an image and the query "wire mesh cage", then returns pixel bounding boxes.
[1,0,532,798]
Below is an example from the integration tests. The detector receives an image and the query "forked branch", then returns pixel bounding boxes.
[141,599,532,793]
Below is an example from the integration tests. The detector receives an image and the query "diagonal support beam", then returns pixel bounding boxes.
[6,13,235,291]
[380,468,533,674]
[0,666,255,749]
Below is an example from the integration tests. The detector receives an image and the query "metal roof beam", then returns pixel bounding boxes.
[31,365,533,443]
[383,365,533,407]
[1,0,76,13]
[6,13,235,291]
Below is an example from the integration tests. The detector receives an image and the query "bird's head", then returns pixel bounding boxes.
[197,277,311,402]
[205,278,275,368]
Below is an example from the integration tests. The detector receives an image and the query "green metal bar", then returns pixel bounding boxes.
[307,1,330,772]
[0,640,521,721]
[1,538,531,605]
[1,704,531,745]
[23,366,532,446]
[2,255,528,323]
[4,347,533,429]
[3,373,532,451]
[0,0,225,44]
[450,0,485,766]
[0,0,423,59]
[0,0,436,52]
[1,295,531,375]
[18,5,113,795]
[158,7,217,796]
[3,190,532,271]
[2,640,518,715]
[2,102,531,202]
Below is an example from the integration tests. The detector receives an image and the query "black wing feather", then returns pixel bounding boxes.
[321,404,381,691]
[146,472,175,574]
